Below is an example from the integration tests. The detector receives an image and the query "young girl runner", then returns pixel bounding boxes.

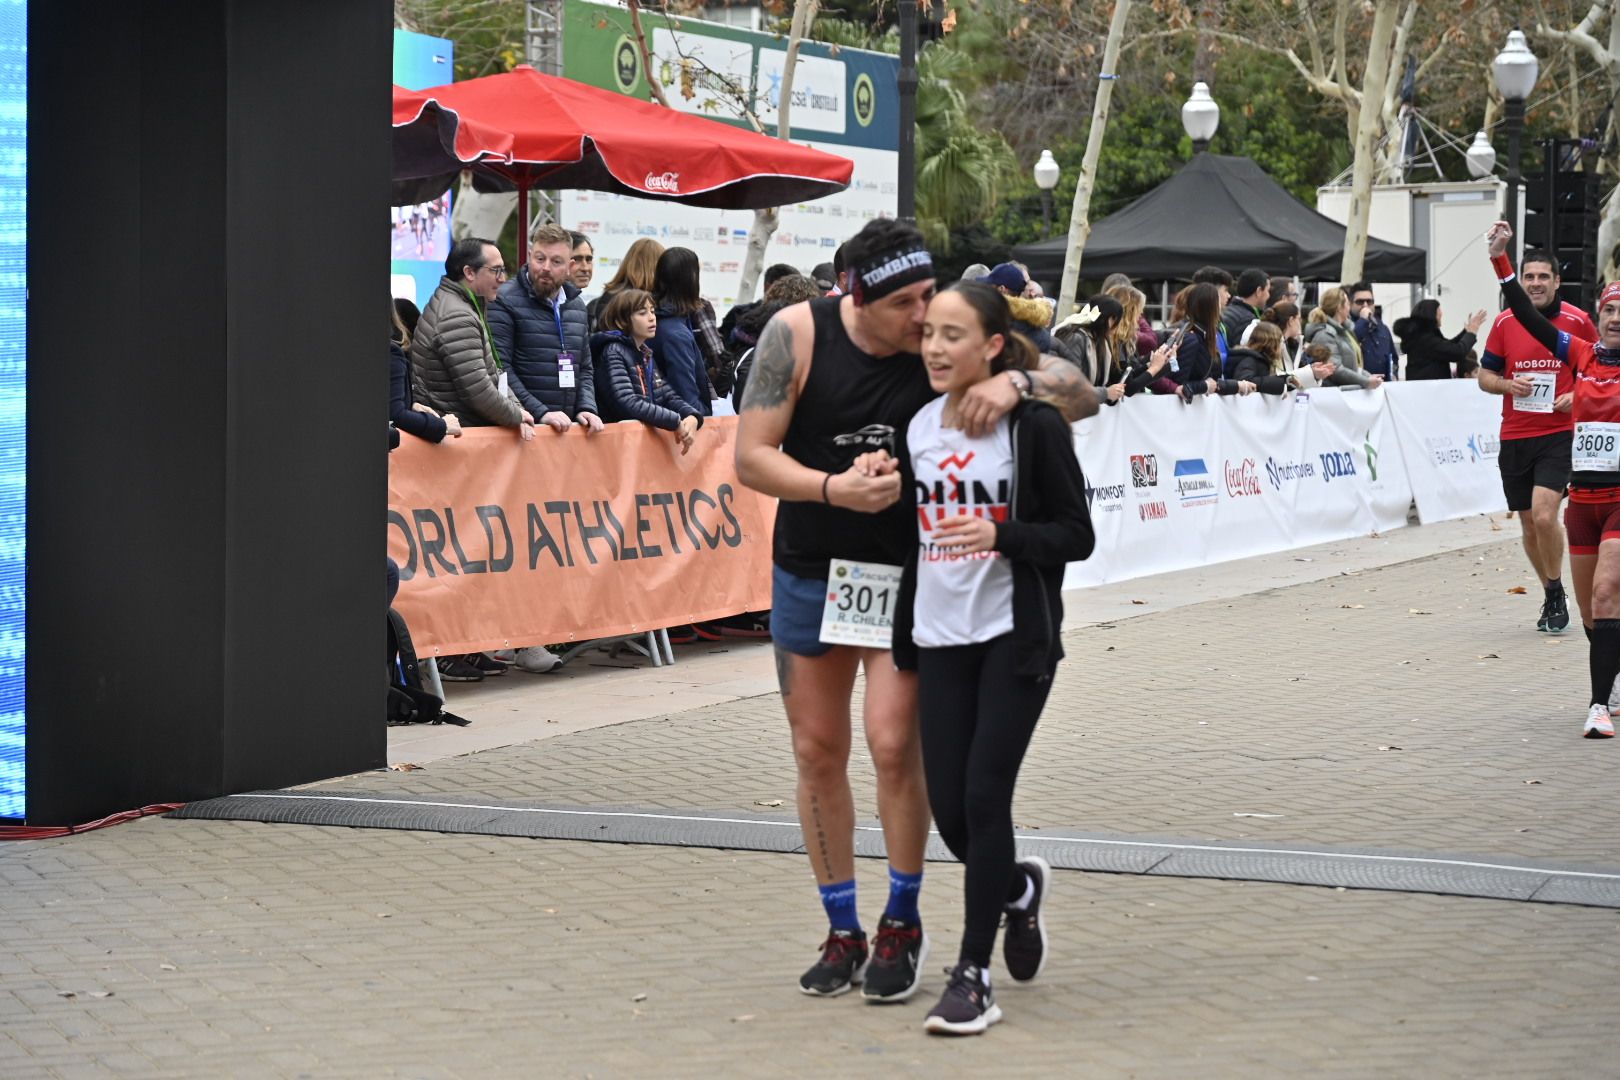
[890,281,1095,1035]
[590,288,703,454]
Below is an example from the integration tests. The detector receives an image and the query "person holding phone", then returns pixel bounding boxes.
[886,281,1095,1035]
[1486,220,1620,738]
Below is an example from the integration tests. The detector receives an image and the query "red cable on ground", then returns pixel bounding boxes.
[0,803,185,841]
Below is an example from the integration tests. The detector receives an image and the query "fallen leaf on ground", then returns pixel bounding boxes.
[1131,599,1147,605]
[1338,604,1365,609]
[1507,586,1528,594]
[632,993,648,1002]
[89,992,113,999]
[1377,746,1402,752]
[159,964,177,972]
[56,991,75,999]
[387,762,422,772]
[1478,653,1500,659]
[1408,609,1433,615]
[1233,812,1284,819]
[1523,779,1542,785]
[1490,519,1503,531]
[754,799,784,808]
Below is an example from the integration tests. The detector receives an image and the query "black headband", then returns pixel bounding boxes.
[851,245,934,305]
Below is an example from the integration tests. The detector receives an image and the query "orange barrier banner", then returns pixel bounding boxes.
[388,418,775,655]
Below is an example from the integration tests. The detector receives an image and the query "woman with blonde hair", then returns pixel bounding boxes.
[587,237,665,332]
[1302,286,1382,388]
[1103,284,1148,362]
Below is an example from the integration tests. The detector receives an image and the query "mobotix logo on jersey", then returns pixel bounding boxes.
[1174,458,1218,506]
[644,171,680,193]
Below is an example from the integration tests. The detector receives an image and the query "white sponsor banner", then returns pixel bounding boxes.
[1382,381,1506,523]
[757,49,848,136]
[1062,386,1429,590]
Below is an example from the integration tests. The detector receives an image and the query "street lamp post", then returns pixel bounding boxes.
[1464,129,1497,179]
[1181,81,1219,154]
[1033,149,1060,238]
[897,0,919,223]
[1492,28,1540,265]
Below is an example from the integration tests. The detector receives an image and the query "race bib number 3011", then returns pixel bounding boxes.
[1573,422,1620,472]
[818,559,903,648]
[1513,371,1557,413]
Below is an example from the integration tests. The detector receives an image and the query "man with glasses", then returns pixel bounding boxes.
[490,223,603,439]
[412,237,535,438]
[1269,276,1299,307]
[1347,281,1400,380]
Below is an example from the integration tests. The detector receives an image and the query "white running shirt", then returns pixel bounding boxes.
[907,397,1015,648]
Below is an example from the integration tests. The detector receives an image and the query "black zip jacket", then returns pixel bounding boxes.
[1224,347,1291,395]
[892,399,1095,680]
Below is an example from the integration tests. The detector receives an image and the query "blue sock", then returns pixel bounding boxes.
[884,867,923,924]
[819,879,860,932]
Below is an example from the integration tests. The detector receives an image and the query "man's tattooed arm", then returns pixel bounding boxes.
[1031,353,1099,421]
[741,317,796,411]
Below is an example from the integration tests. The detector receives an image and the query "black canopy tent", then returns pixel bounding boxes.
[1012,154,1428,284]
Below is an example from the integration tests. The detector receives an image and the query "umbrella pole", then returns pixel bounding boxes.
[517,181,529,263]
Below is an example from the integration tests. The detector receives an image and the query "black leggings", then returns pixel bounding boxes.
[917,633,1051,968]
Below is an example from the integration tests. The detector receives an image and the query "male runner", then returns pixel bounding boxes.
[735,218,1094,1002]
[1478,249,1598,632]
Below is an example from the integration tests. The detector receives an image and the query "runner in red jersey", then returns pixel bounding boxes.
[1479,248,1598,633]
[1489,221,1620,738]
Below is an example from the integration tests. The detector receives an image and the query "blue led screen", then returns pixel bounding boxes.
[0,0,24,820]
[391,29,454,312]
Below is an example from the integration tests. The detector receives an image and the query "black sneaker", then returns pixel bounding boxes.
[1545,589,1570,633]
[435,656,485,682]
[924,964,1002,1036]
[1536,595,1550,632]
[1002,856,1050,982]
[861,915,929,1003]
[799,929,868,997]
[468,652,509,675]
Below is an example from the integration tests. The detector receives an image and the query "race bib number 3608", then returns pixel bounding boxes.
[818,559,903,648]
[1573,422,1620,472]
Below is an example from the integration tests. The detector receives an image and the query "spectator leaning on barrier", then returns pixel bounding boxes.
[1054,295,1123,389]
[411,237,535,436]
[1191,266,1235,365]
[1173,282,1253,400]
[1393,299,1487,380]
[391,299,459,444]
[1347,281,1400,380]
[1221,268,1270,345]
[1261,301,1304,367]
[1303,288,1383,389]
[590,288,703,454]
[587,236,664,333]
[489,223,603,437]
[651,247,717,416]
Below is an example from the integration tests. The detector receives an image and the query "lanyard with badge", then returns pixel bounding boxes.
[552,299,577,389]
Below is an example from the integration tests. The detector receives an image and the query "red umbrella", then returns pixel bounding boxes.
[391,66,855,258]
[392,86,514,207]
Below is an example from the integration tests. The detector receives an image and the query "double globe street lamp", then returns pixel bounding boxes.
[1492,28,1540,264]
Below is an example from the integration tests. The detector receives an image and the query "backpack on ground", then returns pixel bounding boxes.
[387,609,470,726]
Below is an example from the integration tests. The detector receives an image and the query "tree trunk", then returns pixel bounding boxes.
[1339,0,1399,284]
[1057,0,1132,319]
[735,0,819,304]
[1601,9,1620,282]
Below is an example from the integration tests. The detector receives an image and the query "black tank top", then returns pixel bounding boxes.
[775,296,936,579]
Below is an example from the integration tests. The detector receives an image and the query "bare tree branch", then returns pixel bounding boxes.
[625,0,672,108]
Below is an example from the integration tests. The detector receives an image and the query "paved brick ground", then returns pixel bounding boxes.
[4,538,1620,1078]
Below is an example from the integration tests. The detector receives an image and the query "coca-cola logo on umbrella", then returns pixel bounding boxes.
[645,171,680,193]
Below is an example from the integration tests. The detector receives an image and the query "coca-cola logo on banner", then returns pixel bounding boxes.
[644,171,680,193]
[1223,458,1262,498]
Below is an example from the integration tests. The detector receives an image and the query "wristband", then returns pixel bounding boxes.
[822,472,833,505]
[1491,252,1515,283]
[1009,369,1033,399]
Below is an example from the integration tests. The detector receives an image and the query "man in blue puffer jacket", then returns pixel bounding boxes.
[489,223,604,435]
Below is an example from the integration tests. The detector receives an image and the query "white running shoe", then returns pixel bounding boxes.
[1583,703,1614,739]
[513,645,562,673]
[489,648,517,663]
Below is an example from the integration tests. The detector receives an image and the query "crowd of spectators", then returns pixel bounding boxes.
[391,223,1485,680]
